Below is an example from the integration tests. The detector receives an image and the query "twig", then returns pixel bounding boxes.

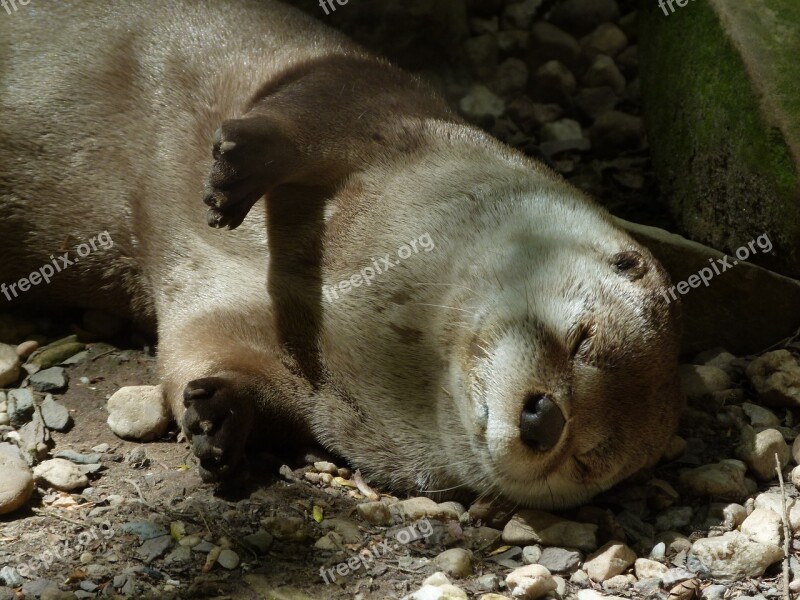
[31,508,88,528]
[776,453,792,600]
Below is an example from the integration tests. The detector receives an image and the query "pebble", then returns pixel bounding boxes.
[32,458,89,491]
[588,110,644,157]
[741,403,781,428]
[522,545,543,564]
[505,564,557,600]
[119,521,168,541]
[736,426,791,480]
[0,343,21,387]
[404,572,468,600]
[740,508,782,547]
[459,85,505,121]
[540,118,582,142]
[532,60,577,103]
[0,444,34,515]
[746,350,800,407]
[434,548,473,578]
[106,385,169,441]
[320,518,361,544]
[654,506,693,531]
[582,55,625,95]
[548,0,620,36]
[502,509,597,552]
[137,535,172,563]
[536,547,581,574]
[54,449,102,464]
[679,364,733,402]
[494,58,528,95]
[634,558,667,580]
[261,515,307,541]
[0,567,23,587]
[678,459,750,499]
[395,497,459,521]
[27,338,86,370]
[242,530,274,554]
[688,530,783,580]
[583,541,637,582]
[7,388,34,425]
[527,22,580,70]
[29,367,69,393]
[217,548,240,570]
[701,584,728,600]
[40,394,71,431]
[357,500,394,526]
[580,23,628,61]
[792,465,800,489]
[16,340,39,360]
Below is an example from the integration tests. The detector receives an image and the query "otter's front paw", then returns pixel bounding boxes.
[182,376,255,482]
[203,117,291,230]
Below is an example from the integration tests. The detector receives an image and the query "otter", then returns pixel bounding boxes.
[0,0,683,508]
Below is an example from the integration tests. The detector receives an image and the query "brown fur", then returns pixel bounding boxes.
[0,0,684,507]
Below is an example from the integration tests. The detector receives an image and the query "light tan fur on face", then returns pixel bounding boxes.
[0,0,684,507]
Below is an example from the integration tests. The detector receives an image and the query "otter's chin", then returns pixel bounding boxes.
[493,470,606,510]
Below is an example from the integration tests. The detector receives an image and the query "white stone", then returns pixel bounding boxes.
[433,549,473,579]
[736,426,791,480]
[688,531,783,580]
[740,508,782,547]
[0,444,33,515]
[502,509,597,552]
[741,402,781,428]
[584,541,636,582]
[634,558,667,580]
[33,458,89,491]
[0,343,21,387]
[505,564,557,599]
[106,385,169,442]
[404,572,468,600]
[678,460,750,499]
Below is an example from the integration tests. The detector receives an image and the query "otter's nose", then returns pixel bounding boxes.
[520,394,565,452]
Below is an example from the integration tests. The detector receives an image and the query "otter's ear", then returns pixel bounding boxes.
[202,55,457,230]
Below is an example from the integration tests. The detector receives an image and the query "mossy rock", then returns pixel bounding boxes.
[639,0,800,279]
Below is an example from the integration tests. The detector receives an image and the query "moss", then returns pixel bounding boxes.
[639,0,800,278]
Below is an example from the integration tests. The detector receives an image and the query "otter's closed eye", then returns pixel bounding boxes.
[611,250,648,280]
[569,322,596,360]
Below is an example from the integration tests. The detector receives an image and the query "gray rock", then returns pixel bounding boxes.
[494,58,528,95]
[574,86,619,120]
[29,367,68,393]
[654,506,693,531]
[532,60,577,103]
[106,385,169,442]
[40,395,71,431]
[33,458,89,491]
[120,521,169,541]
[164,545,192,565]
[736,425,791,480]
[582,55,625,95]
[588,110,644,158]
[688,531,783,580]
[7,388,34,425]
[527,22,580,70]
[537,547,582,574]
[746,350,800,408]
[17,409,51,464]
[581,23,628,61]
[502,509,597,552]
[548,0,621,36]
[741,402,781,428]
[0,444,34,515]
[0,566,23,587]
[500,0,542,30]
[54,450,102,464]
[540,118,583,142]
[459,85,505,122]
[242,530,274,554]
[217,548,240,570]
[464,34,499,80]
[433,548,473,578]
[522,545,543,564]
[137,535,172,563]
[0,344,21,387]
[679,459,751,500]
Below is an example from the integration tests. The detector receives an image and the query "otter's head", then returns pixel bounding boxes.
[444,194,683,509]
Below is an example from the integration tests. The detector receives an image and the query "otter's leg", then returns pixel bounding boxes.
[158,310,315,481]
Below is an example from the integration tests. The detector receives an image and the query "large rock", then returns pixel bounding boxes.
[688,531,783,580]
[502,510,597,552]
[618,218,800,354]
[640,0,800,280]
[0,343,21,387]
[0,444,34,515]
[106,385,170,442]
[746,350,800,407]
